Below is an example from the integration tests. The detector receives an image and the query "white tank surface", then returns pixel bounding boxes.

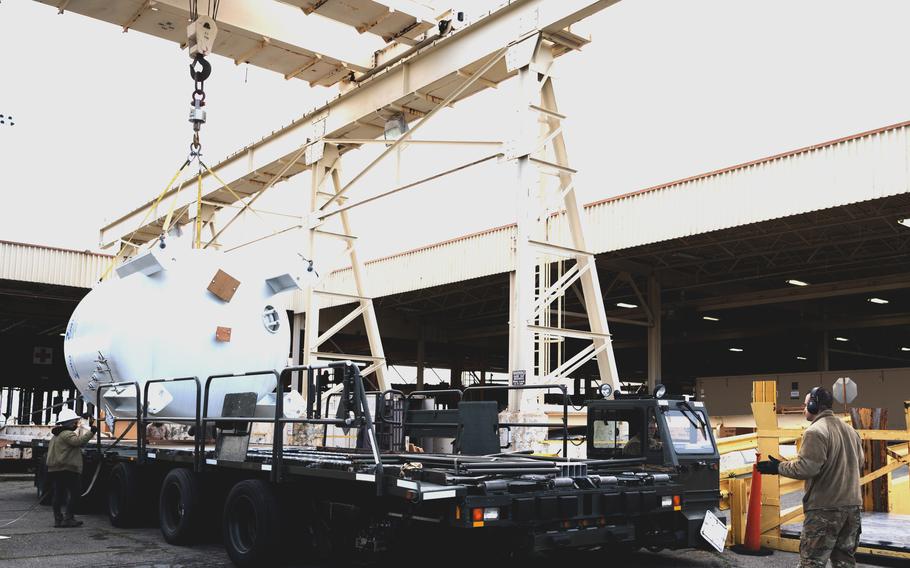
[64,240,311,419]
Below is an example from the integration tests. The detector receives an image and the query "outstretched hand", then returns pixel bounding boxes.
[756,455,781,475]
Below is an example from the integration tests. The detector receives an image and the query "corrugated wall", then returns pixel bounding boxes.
[575,123,910,253]
[0,241,111,289]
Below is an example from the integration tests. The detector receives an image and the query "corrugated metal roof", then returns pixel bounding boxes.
[5,120,909,300]
[0,240,112,289]
[311,119,910,310]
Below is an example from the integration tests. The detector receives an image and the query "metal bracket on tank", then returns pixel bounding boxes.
[116,248,166,279]
[88,351,116,391]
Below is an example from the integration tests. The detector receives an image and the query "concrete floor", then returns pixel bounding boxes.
[0,480,904,568]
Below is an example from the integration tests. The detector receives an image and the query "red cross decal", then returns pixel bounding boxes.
[33,346,53,365]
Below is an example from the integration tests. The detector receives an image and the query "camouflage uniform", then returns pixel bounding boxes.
[798,506,861,568]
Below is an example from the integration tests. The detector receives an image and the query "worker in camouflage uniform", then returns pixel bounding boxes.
[757,387,864,567]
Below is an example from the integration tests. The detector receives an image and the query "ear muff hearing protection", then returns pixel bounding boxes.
[807,386,820,414]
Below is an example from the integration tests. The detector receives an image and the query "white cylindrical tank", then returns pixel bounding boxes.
[64,242,308,419]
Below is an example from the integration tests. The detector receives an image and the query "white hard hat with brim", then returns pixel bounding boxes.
[56,408,80,425]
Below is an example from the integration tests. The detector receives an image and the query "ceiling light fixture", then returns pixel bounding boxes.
[786,279,809,287]
[384,112,409,143]
[702,316,720,322]
[898,218,910,228]
[796,356,807,360]
[868,297,889,304]
[616,302,638,309]
[835,336,849,342]
[729,347,743,352]
[901,347,910,352]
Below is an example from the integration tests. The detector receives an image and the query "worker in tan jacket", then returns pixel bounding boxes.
[757,387,864,568]
[46,408,96,528]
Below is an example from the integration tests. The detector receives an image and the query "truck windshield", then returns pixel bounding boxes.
[664,410,714,454]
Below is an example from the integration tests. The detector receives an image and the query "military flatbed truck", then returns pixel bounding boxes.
[28,362,724,566]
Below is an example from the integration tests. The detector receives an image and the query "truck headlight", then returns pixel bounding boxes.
[483,507,499,520]
[661,496,673,508]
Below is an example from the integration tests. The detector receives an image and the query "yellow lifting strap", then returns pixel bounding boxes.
[200,160,273,229]
[198,160,280,250]
[195,169,203,249]
[98,160,191,281]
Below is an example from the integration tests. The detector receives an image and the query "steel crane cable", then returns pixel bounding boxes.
[98,0,226,279]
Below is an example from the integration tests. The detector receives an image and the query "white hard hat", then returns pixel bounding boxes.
[56,408,80,425]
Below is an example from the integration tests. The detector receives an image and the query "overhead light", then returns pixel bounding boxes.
[729,347,743,352]
[835,336,849,342]
[616,302,638,309]
[898,218,910,228]
[786,279,809,287]
[796,356,807,361]
[901,347,910,352]
[384,112,409,142]
[58,332,66,337]
[702,316,720,322]
[868,297,889,305]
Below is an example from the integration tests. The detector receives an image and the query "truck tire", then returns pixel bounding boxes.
[159,468,202,545]
[108,462,142,527]
[223,480,281,567]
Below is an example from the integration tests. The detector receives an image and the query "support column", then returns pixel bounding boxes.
[508,49,543,413]
[17,388,27,424]
[291,312,304,392]
[647,275,662,392]
[416,327,426,391]
[301,157,328,386]
[817,331,830,371]
[330,166,388,389]
[450,359,463,390]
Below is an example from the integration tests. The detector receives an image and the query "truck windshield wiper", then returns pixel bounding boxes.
[678,401,707,435]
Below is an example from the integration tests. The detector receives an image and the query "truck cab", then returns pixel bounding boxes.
[585,396,723,549]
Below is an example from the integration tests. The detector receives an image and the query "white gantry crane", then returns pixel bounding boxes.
[40,0,624,448]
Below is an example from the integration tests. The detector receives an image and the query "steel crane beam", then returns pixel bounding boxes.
[99,0,617,249]
[278,0,438,45]
[38,0,376,83]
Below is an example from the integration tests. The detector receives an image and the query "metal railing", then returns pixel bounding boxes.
[141,376,202,470]
[91,363,384,492]
[95,381,141,458]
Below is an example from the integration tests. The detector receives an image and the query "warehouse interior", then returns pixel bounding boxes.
[3,188,910,426]
[321,191,910,388]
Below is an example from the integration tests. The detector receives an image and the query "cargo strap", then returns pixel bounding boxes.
[98,158,192,281]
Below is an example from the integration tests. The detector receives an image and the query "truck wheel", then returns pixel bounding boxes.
[159,468,201,545]
[108,462,141,527]
[223,480,281,567]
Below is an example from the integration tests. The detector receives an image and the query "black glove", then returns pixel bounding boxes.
[90,425,99,434]
[756,455,781,475]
